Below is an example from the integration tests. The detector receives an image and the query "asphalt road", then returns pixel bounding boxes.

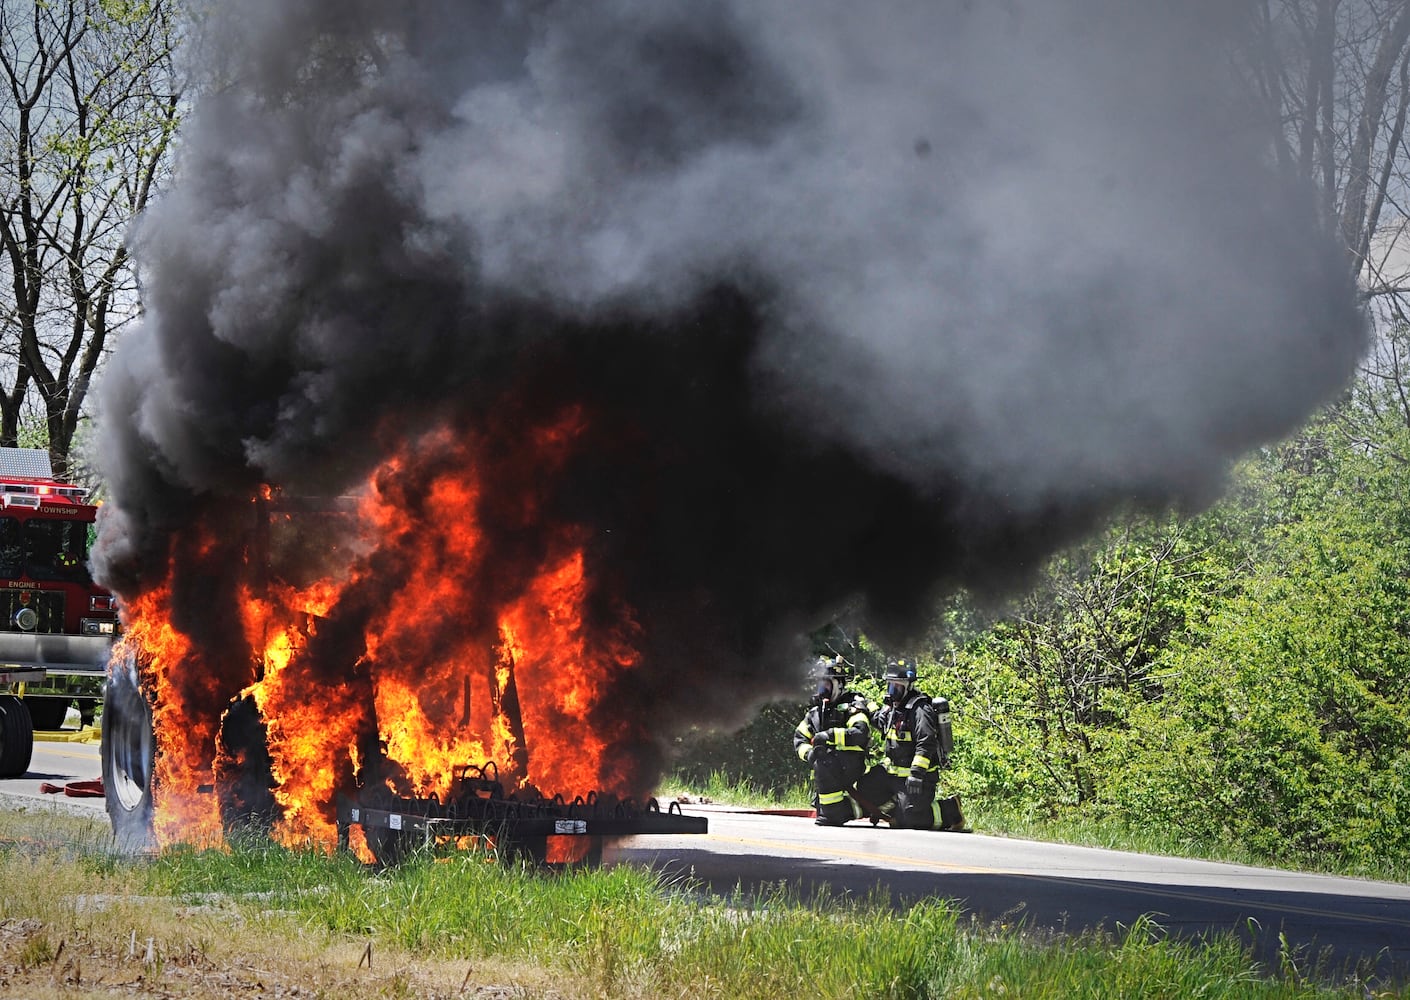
[0,731,107,817]
[7,740,1410,986]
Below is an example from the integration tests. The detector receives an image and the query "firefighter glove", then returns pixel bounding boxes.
[812,731,830,747]
[803,746,815,764]
[905,775,925,799]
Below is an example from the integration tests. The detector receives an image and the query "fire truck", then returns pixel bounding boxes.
[0,448,121,777]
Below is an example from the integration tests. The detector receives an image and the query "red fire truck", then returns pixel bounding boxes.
[0,448,121,777]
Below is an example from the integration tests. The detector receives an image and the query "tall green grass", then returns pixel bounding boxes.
[0,807,1397,998]
[658,770,812,810]
[139,838,1399,999]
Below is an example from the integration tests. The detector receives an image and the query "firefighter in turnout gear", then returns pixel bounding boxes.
[794,656,875,826]
[856,658,966,831]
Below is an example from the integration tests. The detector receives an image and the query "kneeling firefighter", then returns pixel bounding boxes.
[856,659,966,831]
[793,656,875,826]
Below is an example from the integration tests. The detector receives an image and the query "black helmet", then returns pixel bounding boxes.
[812,655,848,681]
[884,658,917,704]
[811,656,848,702]
[884,658,917,682]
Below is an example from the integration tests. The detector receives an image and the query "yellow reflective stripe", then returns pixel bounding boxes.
[797,745,813,762]
[912,755,933,771]
[819,790,847,805]
[796,722,813,739]
[845,709,869,728]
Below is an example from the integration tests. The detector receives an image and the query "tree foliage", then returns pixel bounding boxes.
[0,0,182,480]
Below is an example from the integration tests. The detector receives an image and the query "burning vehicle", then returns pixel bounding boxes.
[99,426,709,863]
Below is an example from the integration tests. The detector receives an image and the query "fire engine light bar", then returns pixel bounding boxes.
[0,482,87,500]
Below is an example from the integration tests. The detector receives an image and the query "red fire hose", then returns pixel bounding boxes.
[38,779,104,798]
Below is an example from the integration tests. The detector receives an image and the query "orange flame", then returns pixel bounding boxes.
[122,408,646,849]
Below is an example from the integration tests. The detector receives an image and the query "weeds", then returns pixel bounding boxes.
[0,805,1396,998]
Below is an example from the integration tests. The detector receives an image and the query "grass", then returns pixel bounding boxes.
[657,771,812,810]
[0,804,1400,998]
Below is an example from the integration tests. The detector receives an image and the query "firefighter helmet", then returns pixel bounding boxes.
[812,655,848,681]
[884,658,917,703]
[884,658,917,681]
[811,656,848,702]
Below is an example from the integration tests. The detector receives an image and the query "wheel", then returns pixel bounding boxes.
[23,696,70,732]
[0,694,34,777]
[101,656,155,850]
[214,694,278,843]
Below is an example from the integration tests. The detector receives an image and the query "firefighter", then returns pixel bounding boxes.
[855,658,966,831]
[793,656,874,826]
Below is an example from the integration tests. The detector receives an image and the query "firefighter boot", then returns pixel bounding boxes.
[938,794,967,832]
[815,788,853,826]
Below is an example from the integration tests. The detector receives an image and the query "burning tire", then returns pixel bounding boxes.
[101,655,155,850]
[215,693,278,842]
[0,694,34,777]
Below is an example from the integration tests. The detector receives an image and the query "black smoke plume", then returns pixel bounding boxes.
[95,1,1364,759]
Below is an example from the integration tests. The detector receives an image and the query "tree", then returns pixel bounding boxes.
[1240,1,1410,300]
[927,517,1241,812]
[0,0,182,481]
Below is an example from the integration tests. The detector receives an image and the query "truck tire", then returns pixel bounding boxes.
[23,696,70,732]
[214,693,277,842]
[101,663,155,850]
[0,694,34,777]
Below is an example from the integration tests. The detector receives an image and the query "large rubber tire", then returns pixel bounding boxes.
[214,693,278,843]
[0,694,34,777]
[23,696,70,732]
[101,660,155,851]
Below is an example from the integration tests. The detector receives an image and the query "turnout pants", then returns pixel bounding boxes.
[855,767,964,830]
[812,748,867,824]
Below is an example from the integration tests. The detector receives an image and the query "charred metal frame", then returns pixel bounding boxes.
[334,761,707,860]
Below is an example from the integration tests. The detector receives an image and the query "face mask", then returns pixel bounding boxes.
[887,681,910,703]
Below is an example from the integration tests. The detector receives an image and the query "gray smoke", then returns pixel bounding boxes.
[95,1,1364,736]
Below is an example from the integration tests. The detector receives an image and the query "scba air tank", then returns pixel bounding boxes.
[932,696,954,762]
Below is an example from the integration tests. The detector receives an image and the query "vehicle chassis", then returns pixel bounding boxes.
[335,761,707,864]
